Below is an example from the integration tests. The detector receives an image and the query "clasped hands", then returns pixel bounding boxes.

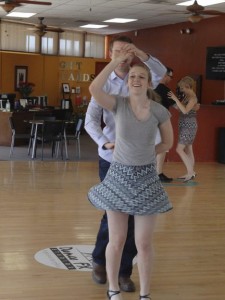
[111,44,137,62]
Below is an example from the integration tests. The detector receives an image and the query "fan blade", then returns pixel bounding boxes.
[35,25,46,30]
[27,27,37,31]
[142,0,171,3]
[13,0,52,5]
[34,30,47,37]
[0,3,21,13]
[45,27,64,33]
[201,10,225,16]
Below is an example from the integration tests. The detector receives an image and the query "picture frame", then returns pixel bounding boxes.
[15,66,28,91]
[62,83,70,93]
[75,86,81,94]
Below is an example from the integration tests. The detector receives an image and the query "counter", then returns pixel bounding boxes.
[0,111,12,146]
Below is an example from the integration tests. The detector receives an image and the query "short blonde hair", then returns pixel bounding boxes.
[178,76,195,89]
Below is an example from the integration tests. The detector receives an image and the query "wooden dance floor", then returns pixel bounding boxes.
[0,160,225,300]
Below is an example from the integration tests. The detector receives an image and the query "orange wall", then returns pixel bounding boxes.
[0,52,108,107]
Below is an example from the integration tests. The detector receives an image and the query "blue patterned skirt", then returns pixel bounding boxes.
[88,161,172,215]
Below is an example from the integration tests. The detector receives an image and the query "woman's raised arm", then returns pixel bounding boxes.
[89,49,133,111]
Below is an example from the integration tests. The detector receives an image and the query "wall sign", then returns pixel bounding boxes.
[206,47,225,80]
[59,60,95,82]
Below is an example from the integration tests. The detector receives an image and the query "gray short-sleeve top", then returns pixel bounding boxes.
[112,96,171,166]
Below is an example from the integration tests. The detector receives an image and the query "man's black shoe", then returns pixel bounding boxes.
[158,173,173,182]
[119,276,136,292]
[92,261,107,284]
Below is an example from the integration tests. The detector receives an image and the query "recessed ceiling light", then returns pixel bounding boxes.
[104,18,137,23]
[7,12,36,18]
[80,24,108,29]
[177,0,225,6]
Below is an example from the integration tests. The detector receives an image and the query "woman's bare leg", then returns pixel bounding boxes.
[135,214,157,296]
[176,143,194,176]
[106,210,129,299]
[185,145,195,172]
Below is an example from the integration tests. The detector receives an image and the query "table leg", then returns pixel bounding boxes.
[28,123,34,155]
[64,128,69,160]
[31,124,38,159]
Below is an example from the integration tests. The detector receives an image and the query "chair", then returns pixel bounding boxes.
[28,115,56,157]
[35,120,65,160]
[64,118,83,159]
[32,113,55,122]
[9,116,31,158]
[53,109,73,121]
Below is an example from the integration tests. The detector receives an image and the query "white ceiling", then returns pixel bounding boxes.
[0,0,225,35]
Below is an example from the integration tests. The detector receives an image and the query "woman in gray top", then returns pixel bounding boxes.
[88,45,173,300]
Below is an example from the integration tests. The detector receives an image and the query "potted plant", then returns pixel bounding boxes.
[19,81,35,98]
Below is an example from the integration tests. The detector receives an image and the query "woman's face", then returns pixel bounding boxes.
[128,65,151,94]
[179,83,189,95]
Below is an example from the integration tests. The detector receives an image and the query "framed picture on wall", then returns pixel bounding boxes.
[14,66,28,91]
[62,83,70,93]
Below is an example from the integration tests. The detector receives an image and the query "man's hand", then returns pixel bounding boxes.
[124,44,149,62]
[103,142,115,150]
[111,45,134,63]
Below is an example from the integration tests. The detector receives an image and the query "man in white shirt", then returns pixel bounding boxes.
[85,35,166,292]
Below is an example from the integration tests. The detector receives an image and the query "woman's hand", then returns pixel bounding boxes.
[167,91,179,103]
[111,46,134,64]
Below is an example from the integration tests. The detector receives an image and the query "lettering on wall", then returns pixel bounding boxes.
[59,60,95,83]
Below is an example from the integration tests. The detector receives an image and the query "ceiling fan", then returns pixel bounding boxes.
[0,0,52,13]
[28,17,64,37]
[181,0,225,23]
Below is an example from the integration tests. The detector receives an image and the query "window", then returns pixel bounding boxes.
[0,21,105,58]
[59,31,83,56]
[26,35,36,53]
[0,21,39,52]
[41,32,58,55]
[85,33,105,58]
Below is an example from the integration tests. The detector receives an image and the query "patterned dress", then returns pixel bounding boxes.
[88,97,173,216]
[178,98,198,145]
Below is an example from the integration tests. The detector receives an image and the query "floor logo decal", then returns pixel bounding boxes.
[35,245,94,271]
